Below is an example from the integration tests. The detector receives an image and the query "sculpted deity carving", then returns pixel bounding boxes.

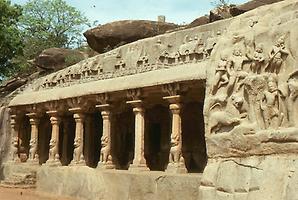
[29,138,38,161]
[261,76,283,129]
[212,53,231,94]
[266,36,289,74]
[247,43,265,74]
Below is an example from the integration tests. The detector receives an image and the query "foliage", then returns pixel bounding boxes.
[0,0,23,79]
[19,0,89,60]
[211,0,230,8]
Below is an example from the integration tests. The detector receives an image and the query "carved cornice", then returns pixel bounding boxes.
[127,88,142,101]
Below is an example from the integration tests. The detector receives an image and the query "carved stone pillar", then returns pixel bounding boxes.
[9,114,20,162]
[163,95,187,173]
[46,111,61,166]
[69,108,85,165]
[126,100,149,171]
[26,113,40,163]
[96,104,115,169]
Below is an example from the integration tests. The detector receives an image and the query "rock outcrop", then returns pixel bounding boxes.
[34,48,87,71]
[83,20,179,53]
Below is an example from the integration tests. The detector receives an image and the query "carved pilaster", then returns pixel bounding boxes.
[96,103,115,169]
[126,99,149,171]
[9,114,20,162]
[26,113,40,164]
[69,108,86,165]
[45,110,62,166]
[163,95,187,173]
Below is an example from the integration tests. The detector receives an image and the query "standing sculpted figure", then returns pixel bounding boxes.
[266,37,289,74]
[212,53,231,94]
[261,76,282,129]
[248,44,265,74]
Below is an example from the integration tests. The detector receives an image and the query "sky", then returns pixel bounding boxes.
[11,0,248,25]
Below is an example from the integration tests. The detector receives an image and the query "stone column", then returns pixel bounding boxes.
[126,100,149,171]
[96,104,115,169]
[26,113,40,163]
[9,114,20,162]
[69,108,85,165]
[46,111,61,166]
[163,95,187,173]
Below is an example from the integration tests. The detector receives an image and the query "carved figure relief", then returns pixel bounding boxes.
[29,138,38,161]
[10,137,19,162]
[247,43,265,74]
[73,137,84,164]
[208,33,293,134]
[265,36,289,74]
[49,139,59,161]
[169,134,182,164]
[100,135,112,163]
[261,76,283,129]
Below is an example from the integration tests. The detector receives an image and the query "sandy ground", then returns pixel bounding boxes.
[0,187,77,200]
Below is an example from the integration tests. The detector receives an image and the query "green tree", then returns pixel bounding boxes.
[0,0,23,79]
[19,0,89,60]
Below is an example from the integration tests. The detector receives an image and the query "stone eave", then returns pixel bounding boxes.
[9,63,207,107]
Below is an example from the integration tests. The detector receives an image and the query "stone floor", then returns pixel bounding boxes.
[0,187,77,200]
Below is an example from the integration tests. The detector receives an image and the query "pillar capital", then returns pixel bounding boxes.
[96,104,112,118]
[127,99,143,107]
[46,111,61,125]
[26,113,41,125]
[163,95,181,104]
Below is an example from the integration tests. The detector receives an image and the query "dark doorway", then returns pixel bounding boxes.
[182,101,207,173]
[38,114,51,164]
[18,115,31,159]
[145,105,171,171]
[84,112,102,168]
[59,115,76,166]
[113,108,134,169]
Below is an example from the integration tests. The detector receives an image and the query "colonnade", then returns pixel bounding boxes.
[9,84,206,173]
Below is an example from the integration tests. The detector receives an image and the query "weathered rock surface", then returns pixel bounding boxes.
[37,166,201,200]
[200,155,298,200]
[34,48,87,71]
[83,20,179,53]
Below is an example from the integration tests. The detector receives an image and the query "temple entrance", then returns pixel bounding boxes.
[145,104,171,171]
[84,112,102,168]
[38,114,52,164]
[113,106,134,169]
[182,101,207,173]
[18,115,31,159]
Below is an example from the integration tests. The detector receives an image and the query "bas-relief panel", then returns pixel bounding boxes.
[205,5,298,157]
[35,28,227,91]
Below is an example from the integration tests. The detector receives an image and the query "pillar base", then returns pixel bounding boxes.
[45,160,62,167]
[129,163,150,172]
[69,160,86,166]
[166,163,187,174]
[97,161,115,170]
